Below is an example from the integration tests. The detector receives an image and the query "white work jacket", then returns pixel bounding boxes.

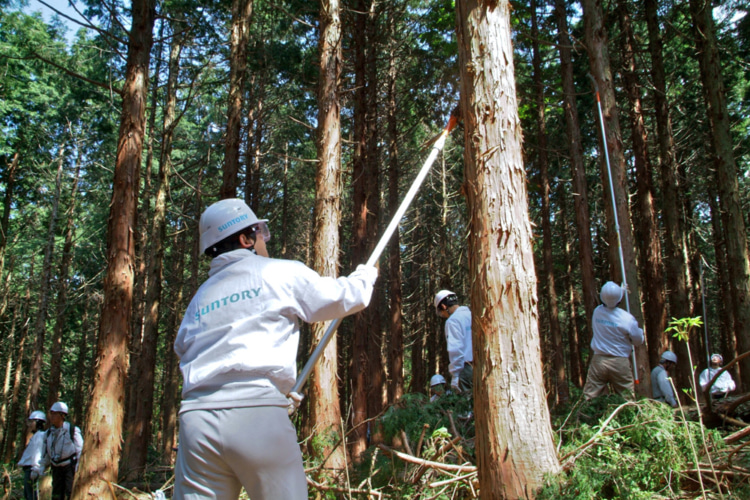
[699,367,736,395]
[175,249,376,412]
[590,304,644,358]
[445,306,473,383]
[18,431,46,468]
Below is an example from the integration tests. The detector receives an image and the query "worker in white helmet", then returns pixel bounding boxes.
[174,199,378,500]
[18,410,47,500]
[430,374,447,402]
[651,351,679,407]
[582,281,644,400]
[35,401,83,500]
[434,290,473,394]
[699,353,736,399]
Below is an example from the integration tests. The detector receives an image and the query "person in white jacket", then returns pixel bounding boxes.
[583,282,644,400]
[434,290,473,394]
[699,353,736,399]
[35,402,83,500]
[18,411,47,500]
[174,199,378,500]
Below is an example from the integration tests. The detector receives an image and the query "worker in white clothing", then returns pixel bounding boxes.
[434,290,473,394]
[583,282,644,400]
[174,199,378,500]
[651,351,679,408]
[35,402,83,500]
[699,353,736,399]
[18,411,47,500]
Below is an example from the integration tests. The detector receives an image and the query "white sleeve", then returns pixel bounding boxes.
[74,427,84,462]
[699,369,710,390]
[627,316,644,346]
[446,321,465,381]
[297,264,377,324]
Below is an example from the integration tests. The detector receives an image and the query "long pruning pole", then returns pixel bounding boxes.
[290,111,460,396]
[700,259,710,369]
[588,74,639,385]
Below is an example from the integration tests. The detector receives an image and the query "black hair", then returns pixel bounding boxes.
[438,294,459,310]
[205,225,258,258]
[34,420,45,432]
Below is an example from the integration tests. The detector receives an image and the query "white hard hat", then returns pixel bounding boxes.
[600,281,623,308]
[434,290,455,311]
[661,350,677,363]
[430,374,446,387]
[711,353,723,365]
[28,410,46,422]
[199,199,268,254]
[50,401,69,414]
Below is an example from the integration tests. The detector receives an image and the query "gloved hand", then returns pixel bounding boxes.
[287,391,304,416]
[451,378,461,394]
[350,264,378,286]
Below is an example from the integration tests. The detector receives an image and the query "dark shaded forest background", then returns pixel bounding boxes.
[0,0,749,489]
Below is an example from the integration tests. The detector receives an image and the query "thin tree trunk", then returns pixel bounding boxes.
[581,0,650,394]
[554,0,597,342]
[71,1,156,496]
[689,0,750,389]
[5,287,30,463]
[26,145,65,418]
[72,303,96,426]
[307,0,346,472]
[617,0,667,369]
[386,13,404,404]
[456,1,561,496]
[532,0,567,405]
[0,302,21,448]
[0,152,19,280]
[47,146,82,408]
[221,0,254,199]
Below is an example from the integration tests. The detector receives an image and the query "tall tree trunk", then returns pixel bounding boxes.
[221,0,254,199]
[71,1,156,497]
[0,302,22,448]
[307,0,346,473]
[689,0,750,389]
[645,0,693,390]
[122,25,183,481]
[47,147,82,408]
[617,0,667,369]
[386,13,404,404]
[160,228,186,465]
[581,0,650,394]
[0,152,18,280]
[554,0,597,342]
[72,303,96,426]
[561,189,584,387]
[5,287,30,462]
[532,0,567,405]
[349,0,370,462]
[456,1,561,496]
[26,145,65,418]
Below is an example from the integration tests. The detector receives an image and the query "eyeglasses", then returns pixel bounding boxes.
[253,222,271,242]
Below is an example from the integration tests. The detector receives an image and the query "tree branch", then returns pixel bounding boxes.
[31,52,123,96]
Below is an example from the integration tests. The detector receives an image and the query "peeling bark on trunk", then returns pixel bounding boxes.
[70,1,156,497]
[307,0,346,472]
[456,1,561,496]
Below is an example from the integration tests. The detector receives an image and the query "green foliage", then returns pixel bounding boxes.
[540,396,727,499]
[666,316,703,343]
[380,392,474,447]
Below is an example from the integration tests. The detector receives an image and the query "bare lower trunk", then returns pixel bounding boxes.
[71,1,156,497]
[457,1,561,496]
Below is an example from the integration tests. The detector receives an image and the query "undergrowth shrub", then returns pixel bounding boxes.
[539,394,725,499]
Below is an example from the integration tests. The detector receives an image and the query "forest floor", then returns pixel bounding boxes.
[4,391,750,499]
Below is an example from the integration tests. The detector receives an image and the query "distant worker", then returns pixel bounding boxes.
[173,199,378,499]
[434,290,473,394]
[652,351,679,408]
[18,411,47,500]
[583,281,644,400]
[35,402,83,500]
[699,353,736,399]
[430,374,447,402]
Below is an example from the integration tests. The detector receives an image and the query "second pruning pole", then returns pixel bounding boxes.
[589,74,639,386]
[290,111,460,396]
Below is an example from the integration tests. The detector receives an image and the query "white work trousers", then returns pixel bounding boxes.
[174,406,307,499]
